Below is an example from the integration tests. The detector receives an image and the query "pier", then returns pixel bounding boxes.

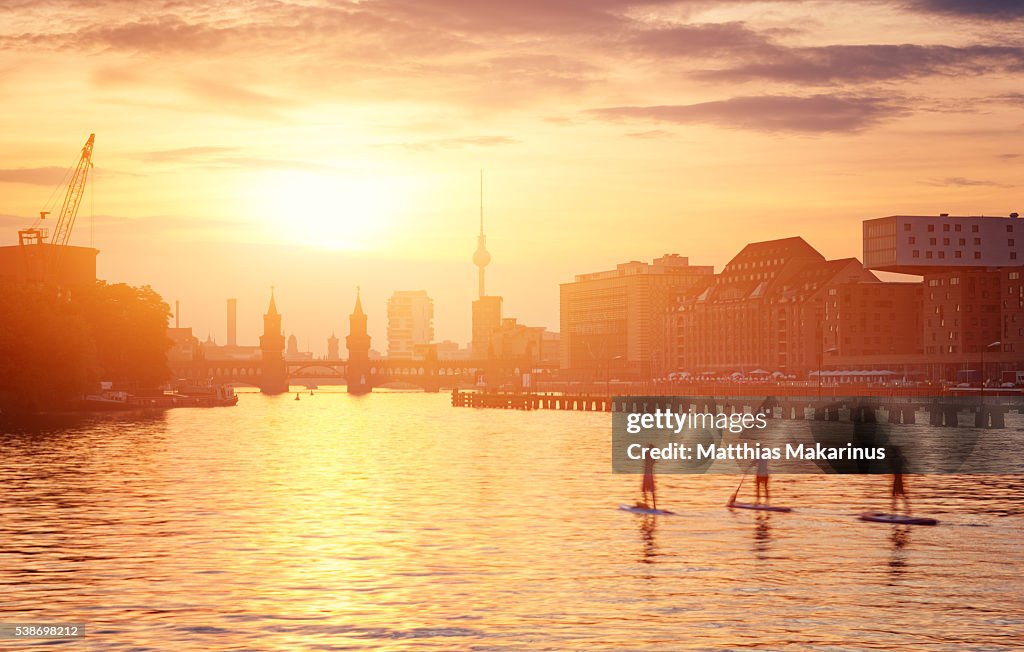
[451,390,1021,429]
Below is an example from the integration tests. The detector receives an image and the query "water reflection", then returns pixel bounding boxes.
[888,525,911,579]
[752,512,773,558]
[0,392,1022,651]
[637,515,658,565]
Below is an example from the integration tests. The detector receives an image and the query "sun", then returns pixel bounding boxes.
[249,170,415,250]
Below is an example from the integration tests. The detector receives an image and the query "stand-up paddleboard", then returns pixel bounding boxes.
[727,501,793,513]
[859,512,938,526]
[619,504,675,516]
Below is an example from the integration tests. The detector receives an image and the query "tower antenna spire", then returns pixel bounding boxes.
[472,169,491,299]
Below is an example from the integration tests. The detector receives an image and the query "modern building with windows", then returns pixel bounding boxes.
[864,214,1021,273]
[387,290,435,359]
[560,254,713,380]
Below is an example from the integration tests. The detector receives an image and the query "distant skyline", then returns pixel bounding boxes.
[1,1,1022,352]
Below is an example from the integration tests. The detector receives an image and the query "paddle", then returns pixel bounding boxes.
[728,472,746,506]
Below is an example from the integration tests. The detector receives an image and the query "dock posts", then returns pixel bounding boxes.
[944,405,959,427]
[887,403,901,424]
[886,404,916,425]
[928,403,959,426]
[975,404,1008,429]
[792,403,805,420]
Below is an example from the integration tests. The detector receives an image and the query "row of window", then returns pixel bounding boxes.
[905,222,1014,233]
[908,236,1015,247]
[911,250,1011,260]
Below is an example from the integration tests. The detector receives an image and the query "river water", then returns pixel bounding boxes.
[1,389,1021,650]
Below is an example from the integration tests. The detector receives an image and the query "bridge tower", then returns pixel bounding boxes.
[259,287,288,393]
[346,288,372,394]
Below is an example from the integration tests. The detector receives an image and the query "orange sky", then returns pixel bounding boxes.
[1,0,1022,351]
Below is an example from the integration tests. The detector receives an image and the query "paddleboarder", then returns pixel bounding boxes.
[641,453,657,510]
[890,445,910,515]
[754,456,770,505]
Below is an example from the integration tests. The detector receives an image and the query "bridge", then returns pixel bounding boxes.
[169,356,556,393]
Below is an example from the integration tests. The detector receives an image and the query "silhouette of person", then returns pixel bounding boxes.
[641,453,657,510]
[890,445,910,515]
[754,456,770,505]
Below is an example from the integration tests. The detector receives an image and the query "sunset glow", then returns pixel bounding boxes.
[1,0,1022,346]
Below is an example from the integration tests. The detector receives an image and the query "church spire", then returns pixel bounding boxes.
[267,285,279,316]
[353,286,364,316]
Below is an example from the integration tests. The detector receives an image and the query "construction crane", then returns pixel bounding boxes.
[19,133,95,247]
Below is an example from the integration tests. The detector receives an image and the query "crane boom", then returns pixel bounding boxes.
[49,133,95,247]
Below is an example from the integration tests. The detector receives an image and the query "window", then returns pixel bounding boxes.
[928,225,935,232]
[930,238,937,245]
[955,251,963,258]
[1011,272,1021,280]
[943,238,950,245]
[926,251,934,259]
[939,251,946,259]
[904,224,912,231]
[959,238,966,246]
[909,236,916,244]
[1008,225,1014,233]
[955,224,962,232]
[973,225,980,232]
[975,238,981,245]
[1013,252,1019,260]
[974,252,982,259]
[1009,239,1016,246]
[943,224,950,232]
[912,250,920,258]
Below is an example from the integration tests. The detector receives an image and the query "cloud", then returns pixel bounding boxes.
[908,1,1024,19]
[699,43,1024,84]
[73,16,224,53]
[588,94,905,133]
[183,78,296,117]
[995,92,1024,105]
[631,22,776,58]
[625,129,674,138]
[369,0,678,34]
[0,166,68,185]
[925,176,1014,187]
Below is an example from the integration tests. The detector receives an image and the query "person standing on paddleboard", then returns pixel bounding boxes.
[641,452,657,510]
[890,445,910,515]
[754,456,770,505]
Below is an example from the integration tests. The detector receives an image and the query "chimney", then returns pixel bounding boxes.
[227,298,237,347]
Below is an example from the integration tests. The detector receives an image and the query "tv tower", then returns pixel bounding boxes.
[472,169,491,299]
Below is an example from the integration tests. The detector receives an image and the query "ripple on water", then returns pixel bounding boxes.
[0,391,1021,650]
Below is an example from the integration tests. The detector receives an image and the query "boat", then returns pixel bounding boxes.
[79,382,239,410]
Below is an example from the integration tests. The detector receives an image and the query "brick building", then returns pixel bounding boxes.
[675,238,875,376]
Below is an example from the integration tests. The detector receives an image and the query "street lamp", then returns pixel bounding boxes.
[981,341,1001,395]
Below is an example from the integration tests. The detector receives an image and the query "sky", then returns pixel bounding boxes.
[1,0,1022,352]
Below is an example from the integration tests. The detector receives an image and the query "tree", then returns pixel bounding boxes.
[0,283,95,413]
[76,282,172,388]
[0,280,172,415]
